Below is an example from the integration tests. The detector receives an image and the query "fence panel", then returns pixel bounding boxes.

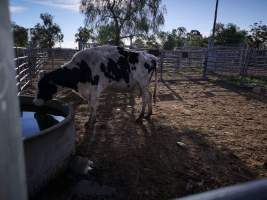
[14,47,48,95]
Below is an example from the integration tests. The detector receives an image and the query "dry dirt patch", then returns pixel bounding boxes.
[23,63,267,200]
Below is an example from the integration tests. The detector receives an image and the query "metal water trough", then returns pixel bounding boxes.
[20,96,76,196]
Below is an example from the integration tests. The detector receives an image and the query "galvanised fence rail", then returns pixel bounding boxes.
[206,47,267,77]
[158,47,267,92]
[14,47,48,95]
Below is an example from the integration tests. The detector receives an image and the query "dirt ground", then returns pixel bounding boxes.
[24,62,267,200]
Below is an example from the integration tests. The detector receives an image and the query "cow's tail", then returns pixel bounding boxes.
[153,62,158,104]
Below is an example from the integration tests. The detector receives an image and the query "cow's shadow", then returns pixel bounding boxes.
[76,91,256,200]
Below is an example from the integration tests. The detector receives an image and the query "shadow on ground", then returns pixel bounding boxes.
[74,91,256,200]
[25,65,266,200]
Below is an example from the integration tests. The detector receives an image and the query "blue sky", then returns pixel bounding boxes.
[9,0,267,48]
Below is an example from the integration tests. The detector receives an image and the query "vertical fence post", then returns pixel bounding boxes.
[202,49,208,79]
[160,50,164,81]
[27,46,33,85]
[0,1,28,200]
[176,50,180,68]
[52,48,55,69]
[15,47,21,93]
[240,48,250,86]
[207,38,216,74]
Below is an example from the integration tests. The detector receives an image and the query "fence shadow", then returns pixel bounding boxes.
[161,80,183,101]
[208,78,267,104]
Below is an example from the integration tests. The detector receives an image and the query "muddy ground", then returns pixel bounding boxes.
[23,62,267,200]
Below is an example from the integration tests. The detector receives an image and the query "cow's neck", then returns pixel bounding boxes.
[47,67,78,91]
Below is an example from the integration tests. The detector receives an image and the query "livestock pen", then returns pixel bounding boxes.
[14,45,267,200]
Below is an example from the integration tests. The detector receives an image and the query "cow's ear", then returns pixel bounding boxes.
[38,70,46,80]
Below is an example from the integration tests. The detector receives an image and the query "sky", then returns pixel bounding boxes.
[9,0,267,48]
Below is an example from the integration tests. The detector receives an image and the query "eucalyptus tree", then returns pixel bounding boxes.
[80,0,166,45]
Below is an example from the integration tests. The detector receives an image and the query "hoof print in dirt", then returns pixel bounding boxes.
[72,180,116,200]
[69,156,94,176]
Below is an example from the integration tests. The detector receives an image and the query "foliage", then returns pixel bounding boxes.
[213,23,247,46]
[186,30,208,47]
[31,13,64,48]
[95,24,117,44]
[75,26,94,43]
[133,38,145,48]
[11,22,28,47]
[157,28,186,50]
[80,0,166,45]
[247,21,267,48]
[156,27,207,50]
[145,35,159,48]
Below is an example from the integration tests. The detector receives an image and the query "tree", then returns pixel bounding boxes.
[11,22,28,47]
[145,35,159,48]
[214,23,247,46]
[75,26,94,43]
[156,28,185,50]
[156,27,188,50]
[133,38,145,48]
[247,21,267,48]
[163,33,176,50]
[186,30,207,47]
[175,27,187,47]
[95,24,117,44]
[31,13,64,48]
[80,0,165,45]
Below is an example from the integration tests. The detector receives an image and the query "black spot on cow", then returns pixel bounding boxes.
[128,52,139,64]
[37,59,99,102]
[131,66,136,70]
[117,46,127,57]
[92,75,99,85]
[37,77,58,101]
[144,62,154,73]
[117,46,139,64]
[100,57,130,83]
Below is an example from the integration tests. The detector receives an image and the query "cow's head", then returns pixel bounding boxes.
[33,70,57,106]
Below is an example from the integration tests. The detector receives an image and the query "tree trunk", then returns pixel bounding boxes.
[114,20,121,46]
[115,33,120,46]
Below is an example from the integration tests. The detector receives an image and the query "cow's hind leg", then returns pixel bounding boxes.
[129,92,135,114]
[145,90,153,119]
[88,87,102,126]
[136,87,148,123]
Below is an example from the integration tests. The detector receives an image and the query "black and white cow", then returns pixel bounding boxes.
[34,45,158,124]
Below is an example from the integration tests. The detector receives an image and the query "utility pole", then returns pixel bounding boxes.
[204,0,219,78]
[212,0,219,42]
